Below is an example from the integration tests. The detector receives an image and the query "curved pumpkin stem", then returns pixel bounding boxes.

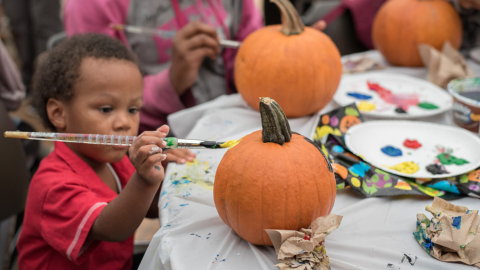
[270,0,304,35]
[260,97,292,145]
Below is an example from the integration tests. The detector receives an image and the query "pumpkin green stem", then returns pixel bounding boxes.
[270,0,304,35]
[259,97,292,145]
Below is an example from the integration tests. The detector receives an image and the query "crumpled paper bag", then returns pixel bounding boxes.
[414,197,480,268]
[343,56,385,74]
[418,42,474,88]
[265,214,342,270]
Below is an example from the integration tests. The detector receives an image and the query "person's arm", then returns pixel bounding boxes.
[144,148,197,219]
[88,126,168,242]
[0,40,25,111]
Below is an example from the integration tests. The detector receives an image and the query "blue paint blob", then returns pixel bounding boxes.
[347,92,372,100]
[381,146,402,157]
[424,237,434,250]
[179,204,189,206]
[467,210,472,214]
[332,145,344,153]
[160,190,167,197]
[348,162,371,177]
[452,216,462,230]
[428,181,460,194]
[162,202,169,209]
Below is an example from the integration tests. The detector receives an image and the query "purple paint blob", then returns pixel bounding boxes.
[330,116,339,126]
[469,184,480,191]
[347,92,372,100]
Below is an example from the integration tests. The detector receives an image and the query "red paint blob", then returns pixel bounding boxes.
[403,139,422,149]
[303,234,311,241]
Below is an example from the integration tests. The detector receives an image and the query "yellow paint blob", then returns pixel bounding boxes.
[219,139,241,150]
[351,177,361,187]
[358,101,376,112]
[388,161,419,175]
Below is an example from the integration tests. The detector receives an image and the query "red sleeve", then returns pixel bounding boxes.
[40,175,108,265]
[63,0,130,45]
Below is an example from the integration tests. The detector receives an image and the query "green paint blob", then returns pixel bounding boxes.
[418,102,439,110]
[345,107,359,117]
[165,137,176,147]
[154,165,161,171]
[437,153,469,165]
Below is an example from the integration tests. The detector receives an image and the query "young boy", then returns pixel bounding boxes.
[17,33,194,269]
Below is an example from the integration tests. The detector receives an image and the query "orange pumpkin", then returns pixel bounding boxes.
[372,0,462,67]
[214,97,336,246]
[234,0,342,118]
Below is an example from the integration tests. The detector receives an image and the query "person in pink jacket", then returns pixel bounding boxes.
[64,0,263,133]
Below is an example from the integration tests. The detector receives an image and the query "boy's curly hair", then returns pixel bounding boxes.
[33,33,138,130]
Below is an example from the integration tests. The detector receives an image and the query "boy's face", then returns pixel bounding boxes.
[60,57,143,163]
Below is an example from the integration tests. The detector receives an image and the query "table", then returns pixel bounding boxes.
[138,50,480,270]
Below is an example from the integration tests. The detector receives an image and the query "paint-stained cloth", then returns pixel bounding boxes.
[414,197,480,268]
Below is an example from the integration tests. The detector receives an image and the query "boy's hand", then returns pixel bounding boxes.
[170,21,220,95]
[162,149,196,167]
[129,125,169,186]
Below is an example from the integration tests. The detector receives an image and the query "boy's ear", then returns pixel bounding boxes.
[46,98,66,130]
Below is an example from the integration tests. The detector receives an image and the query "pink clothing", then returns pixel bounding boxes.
[64,0,263,132]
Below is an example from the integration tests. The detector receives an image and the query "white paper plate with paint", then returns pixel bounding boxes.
[345,121,480,179]
[333,72,452,119]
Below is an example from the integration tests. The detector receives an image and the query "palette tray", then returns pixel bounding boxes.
[333,72,452,119]
[345,121,480,179]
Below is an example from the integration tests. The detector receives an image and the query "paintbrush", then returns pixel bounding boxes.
[110,24,241,49]
[4,131,238,149]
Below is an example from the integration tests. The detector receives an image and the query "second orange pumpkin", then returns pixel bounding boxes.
[372,0,462,67]
[234,0,342,118]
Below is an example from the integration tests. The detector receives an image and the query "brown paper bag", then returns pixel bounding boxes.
[414,197,480,268]
[418,42,474,89]
[265,214,342,270]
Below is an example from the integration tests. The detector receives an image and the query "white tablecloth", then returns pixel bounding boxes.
[139,51,480,270]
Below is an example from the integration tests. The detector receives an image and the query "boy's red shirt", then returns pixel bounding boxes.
[18,142,136,270]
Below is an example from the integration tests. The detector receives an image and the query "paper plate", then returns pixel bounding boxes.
[333,72,452,119]
[345,121,480,179]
